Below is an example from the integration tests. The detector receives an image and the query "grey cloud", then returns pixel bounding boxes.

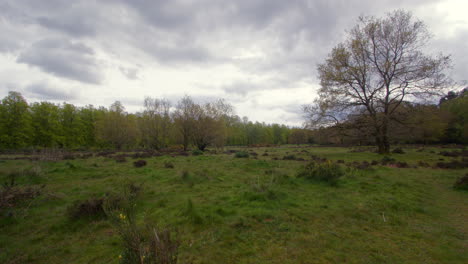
[17,38,102,84]
[26,82,79,101]
[36,16,96,37]
[119,66,139,80]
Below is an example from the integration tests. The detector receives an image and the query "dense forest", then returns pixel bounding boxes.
[0,88,466,151]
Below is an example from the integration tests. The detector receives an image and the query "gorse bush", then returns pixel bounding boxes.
[234,151,249,158]
[297,161,344,186]
[105,183,180,264]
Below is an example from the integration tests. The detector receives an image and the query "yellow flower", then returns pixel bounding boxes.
[119,213,126,220]
[118,255,122,259]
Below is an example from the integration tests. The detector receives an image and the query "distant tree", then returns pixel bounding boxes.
[78,105,101,147]
[288,129,308,145]
[95,101,138,149]
[440,88,468,143]
[30,101,62,148]
[59,103,85,148]
[0,91,32,149]
[139,97,171,149]
[305,10,452,153]
[173,96,196,151]
[191,99,233,150]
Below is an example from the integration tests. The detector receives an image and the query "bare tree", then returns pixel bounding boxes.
[305,10,452,153]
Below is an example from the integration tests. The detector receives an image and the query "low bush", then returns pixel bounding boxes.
[297,161,344,186]
[439,150,468,157]
[191,149,203,156]
[392,148,405,154]
[380,156,396,165]
[249,152,258,157]
[235,151,249,158]
[395,161,409,168]
[435,160,468,169]
[133,160,147,168]
[105,183,179,264]
[67,183,142,221]
[132,152,152,159]
[164,161,174,169]
[282,155,296,160]
[115,156,127,163]
[66,197,108,220]
[453,174,468,190]
[1,180,44,213]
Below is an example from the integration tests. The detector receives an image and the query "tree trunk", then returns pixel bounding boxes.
[375,123,390,154]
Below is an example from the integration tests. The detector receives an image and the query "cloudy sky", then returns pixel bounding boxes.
[0,0,466,126]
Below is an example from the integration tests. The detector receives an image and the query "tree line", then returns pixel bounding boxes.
[0,92,310,151]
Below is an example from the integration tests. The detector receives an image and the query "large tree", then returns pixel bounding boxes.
[0,91,32,149]
[305,10,452,153]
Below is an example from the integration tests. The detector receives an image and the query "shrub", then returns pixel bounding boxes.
[297,161,344,186]
[132,152,152,159]
[115,156,127,163]
[454,174,468,190]
[439,150,468,157]
[133,160,147,168]
[249,152,258,157]
[235,151,249,158]
[395,161,409,168]
[436,160,468,169]
[282,155,296,160]
[67,183,142,221]
[418,161,430,167]
[350,161,371,170]
[105,184,179,264]
[164,161,174,169]
[392,148,405,154]
[191,149,203,156]
[1,178,43,212]
[67,197,107,220]
[63,153,76,160]
[380,156,396,165]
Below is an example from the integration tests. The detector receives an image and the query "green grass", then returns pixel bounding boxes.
[0,146,467,263]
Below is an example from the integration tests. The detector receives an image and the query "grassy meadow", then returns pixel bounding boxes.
[0,145,467,263]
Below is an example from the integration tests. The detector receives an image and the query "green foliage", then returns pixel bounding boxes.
[297,160,344,186]
[0,91,32,149]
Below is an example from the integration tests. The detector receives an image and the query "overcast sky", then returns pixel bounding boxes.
[0,0,466,126]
